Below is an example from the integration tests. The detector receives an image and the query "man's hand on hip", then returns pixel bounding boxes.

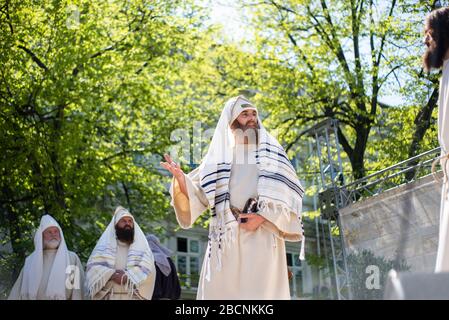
[239,213,266,231]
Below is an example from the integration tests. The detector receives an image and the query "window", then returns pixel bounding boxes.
[287,253,293,267]
[175,236,201,289]
[293,254,302,267]
[190,239,199,253]
[177,237,188,253]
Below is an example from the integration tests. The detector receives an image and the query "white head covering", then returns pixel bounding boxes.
[229,97,258,126]
[86,206,154,299]
[199,96,259,170]
[114,208,133,225]
[198,96,305,282]
[19,215,70,300]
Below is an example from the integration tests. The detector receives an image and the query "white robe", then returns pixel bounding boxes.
[9,250,84,300]
[171,144,302,299]
[436,58,449,272]
[92,240,156,300]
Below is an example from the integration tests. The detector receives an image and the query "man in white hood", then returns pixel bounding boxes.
[8,214,85,300]
[162,96,305,299]
[86,206,156,300]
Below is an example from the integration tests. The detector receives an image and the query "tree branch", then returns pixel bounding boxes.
[351,0,365,94]
[337,126,354,155]
[17,45,48,71]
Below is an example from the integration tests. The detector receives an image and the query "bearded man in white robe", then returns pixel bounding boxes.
[8,215,85,300]
[424,7,449,272]
[161,95,305,299]
[86,206,156,300]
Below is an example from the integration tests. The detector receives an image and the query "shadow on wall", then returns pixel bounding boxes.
[347,249,410,300]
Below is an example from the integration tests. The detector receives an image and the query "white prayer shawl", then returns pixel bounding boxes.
[86,206,155,299]
[19,215,71,300]
[435,59,449,272]
[198,96,305,280]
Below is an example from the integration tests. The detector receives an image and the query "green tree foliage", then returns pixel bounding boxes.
[234,0,447,181]
[1,0,447,300]
[0,0,213,295]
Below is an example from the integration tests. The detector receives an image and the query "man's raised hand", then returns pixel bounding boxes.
[160,154,184,178]
[160,154,188,197]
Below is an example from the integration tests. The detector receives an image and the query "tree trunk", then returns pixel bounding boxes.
[405,87,439,181]
[338,122,370,181]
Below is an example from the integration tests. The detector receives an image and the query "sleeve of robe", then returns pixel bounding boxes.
[7,268,24,300]
[68,251,85,300]
[169,167,209,228]
[259,206,304,242]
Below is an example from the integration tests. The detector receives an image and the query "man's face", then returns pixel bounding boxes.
[42,226,61,249]
[116,216,134,230]
[115,216,134,244]
[235,109,258,130]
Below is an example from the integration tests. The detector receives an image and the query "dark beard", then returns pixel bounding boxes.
[423,42,446,72]
[115,226,134,244]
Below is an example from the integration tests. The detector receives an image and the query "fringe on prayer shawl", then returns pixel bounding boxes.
[88,271,141,300]
[203,211,238,283]
[88,270,111,300]
[108,276,137,300]
[19,292,66,300]
[123,272,135,300]
[202,197,305,291]
[257,198,305,261]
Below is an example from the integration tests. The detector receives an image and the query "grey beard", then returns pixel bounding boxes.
[44,239,60,250]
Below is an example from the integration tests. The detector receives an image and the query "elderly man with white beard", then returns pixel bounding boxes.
[8,215,85,300]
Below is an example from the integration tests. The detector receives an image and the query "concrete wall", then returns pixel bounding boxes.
[339,174,443,272]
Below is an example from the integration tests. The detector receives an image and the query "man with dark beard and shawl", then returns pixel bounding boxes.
[86,206,156,300]
[425,7,449,272]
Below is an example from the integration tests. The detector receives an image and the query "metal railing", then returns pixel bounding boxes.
[338,147,441,208]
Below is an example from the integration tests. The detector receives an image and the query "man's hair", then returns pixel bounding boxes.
[423,7,449,71]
